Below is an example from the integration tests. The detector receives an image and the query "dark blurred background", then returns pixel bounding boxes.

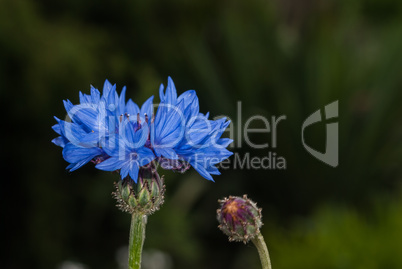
[2,0,402,268]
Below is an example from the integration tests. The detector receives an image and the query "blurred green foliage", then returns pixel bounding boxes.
[267,191,402,269]
[1,0,402,268]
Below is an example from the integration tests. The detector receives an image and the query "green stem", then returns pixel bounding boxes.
[251,231,272,269]
[128,213,147,269]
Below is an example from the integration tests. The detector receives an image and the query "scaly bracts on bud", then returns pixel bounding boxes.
[217,195,263,244]
[113,162,165,216]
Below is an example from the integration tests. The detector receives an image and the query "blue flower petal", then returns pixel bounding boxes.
[62,143,102,164]
[125,99,140,115]
[165,76,178,105]
[137,147,156,166]
[122,121,149,149]
[140,96,154,118]
[90,85,101,104]
[57,118,88,146]
[136,123,149,146]
[95,157,125,171]
[52,122,61,135]
[218,138,233,148]
[103,79,113,98]
[118,86,127,115]
[63,100,74,114]
[52,136,66,148]
[154,147,178,160]
[128,162,140,182]
[119,163,130,179]
[67,155,95,172]
[190,161,214,181]
[159,83,165,103]
[207,165,221,175]
[158,100,186,141]
[66,104,98,131]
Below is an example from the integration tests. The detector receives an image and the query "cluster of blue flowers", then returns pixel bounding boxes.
[52,77,233,182]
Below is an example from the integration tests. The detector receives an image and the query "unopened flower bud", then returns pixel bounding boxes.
[113,163,165,215]
[217,195,263,244]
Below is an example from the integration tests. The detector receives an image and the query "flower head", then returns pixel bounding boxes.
[217,195,263,243]
[52,77,233,182]
[52,80,154,178]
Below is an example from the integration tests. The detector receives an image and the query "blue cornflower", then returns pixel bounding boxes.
[152,77,233,181]
[52,80,153,178]
[52,77,233,182]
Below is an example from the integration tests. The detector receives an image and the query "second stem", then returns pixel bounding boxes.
[251,231,272,269]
